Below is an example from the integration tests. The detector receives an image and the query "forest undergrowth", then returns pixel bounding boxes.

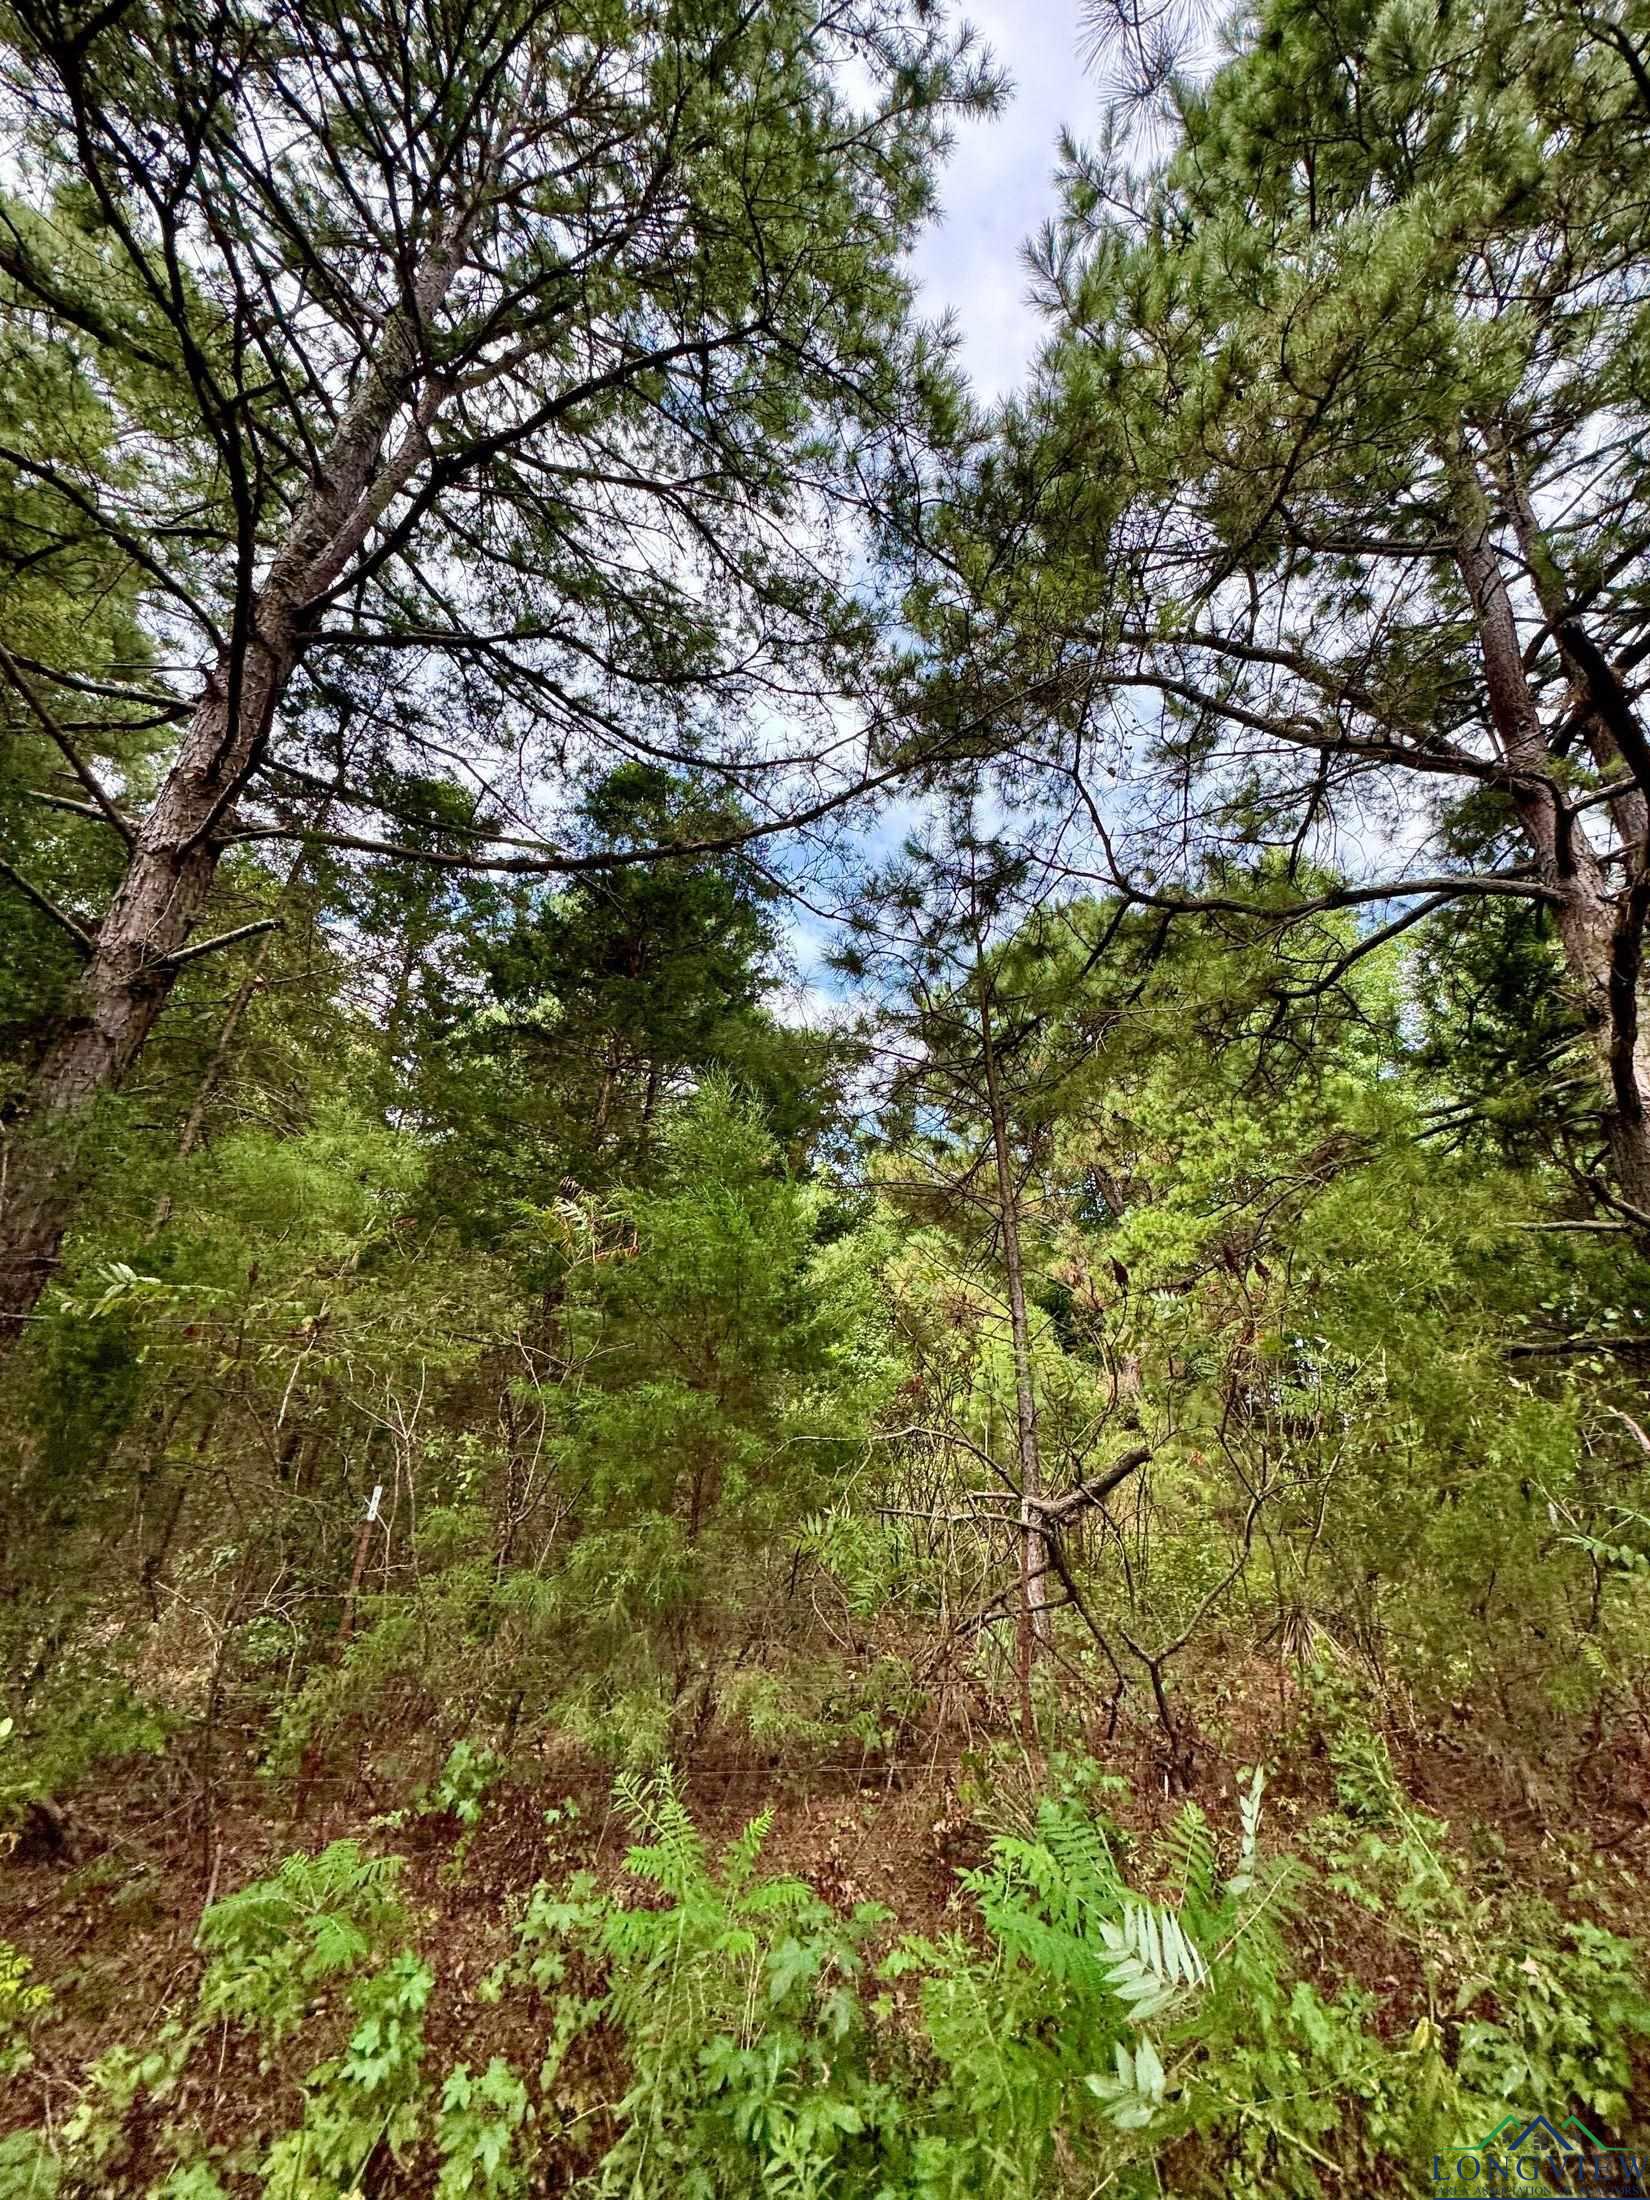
[5,1702,1649,2198]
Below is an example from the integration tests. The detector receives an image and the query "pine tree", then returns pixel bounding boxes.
[0,0,999,1338]
[923,0,1650,1227]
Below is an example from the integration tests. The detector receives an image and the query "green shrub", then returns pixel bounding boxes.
[197,1839,409,2050]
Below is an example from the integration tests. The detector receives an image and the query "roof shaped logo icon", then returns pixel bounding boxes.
[1471,2113,1605,2154]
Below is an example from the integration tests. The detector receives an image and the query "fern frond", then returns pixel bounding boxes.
[1161,1803,1217,1912]
[616,1767,708,1900]
[740,1877,820,1918]
[721,1807,774,1897]
[1098,1901,1209,2021]
[1085,2032,1169,2130]
[1227,1766,1267,1899]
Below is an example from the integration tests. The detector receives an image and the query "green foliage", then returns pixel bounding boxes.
[9,1763,1650,2199]
[0,1939,50,2080]
[436,2057,533,2198]
[196,1841,410,2049]
[882,1774,1297,2193]
[1307,1686,1650,2132]
[2,17,1649,2197]
[454,767,796,1193]
[0,2130,60,2200]
[0,1683,168,1842]
[504,1768,900,2199]
[260,1952,435,2199]
[422,1740,503,1828]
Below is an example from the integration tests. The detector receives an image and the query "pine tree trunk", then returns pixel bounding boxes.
[973,959,1051,1751]
[0,227,469,1347]
[0,645,292,1340]
[1453,456,1650,1214]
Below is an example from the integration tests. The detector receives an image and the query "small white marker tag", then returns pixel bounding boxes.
[366,1484,383,1523]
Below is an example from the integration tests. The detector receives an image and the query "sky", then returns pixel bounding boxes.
[907,0,1093,403]
[774,5,1095,1023]
[775,3,1096,1024]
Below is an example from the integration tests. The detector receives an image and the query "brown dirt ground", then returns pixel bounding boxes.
[5,1664,1650,2187]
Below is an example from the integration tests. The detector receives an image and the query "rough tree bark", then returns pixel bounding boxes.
[0,230,467,1344]
[1451,451,1650,1215]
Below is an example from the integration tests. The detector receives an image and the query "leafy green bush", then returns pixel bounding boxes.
[498,1767,901,2198]
[486,1764,1389,2197]
[435,2058,533,2198]
[197,1840,409,2050]
[1308,1688,1650,2138]
[260,1951,435,2199]
[0,1688,169,1847]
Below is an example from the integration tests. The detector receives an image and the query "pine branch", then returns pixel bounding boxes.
[0,644,136,845]
[156,918,281,971]
[0,856,98,956]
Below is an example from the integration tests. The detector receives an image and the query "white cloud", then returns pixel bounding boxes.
[909,0,1091,402]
